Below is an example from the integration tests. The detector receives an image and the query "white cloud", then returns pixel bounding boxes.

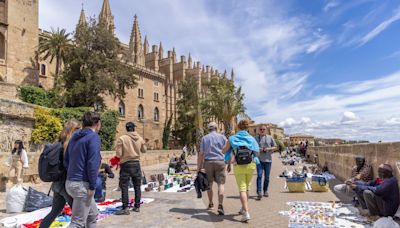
[323,0,340,12]
[359,7,400,46]
[341,111,359,124]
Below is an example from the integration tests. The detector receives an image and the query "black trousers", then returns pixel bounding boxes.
[119,161,142,209]
[40,182,73,228]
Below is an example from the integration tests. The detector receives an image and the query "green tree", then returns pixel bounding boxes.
[203,77,245,136]
[38,28,71,77]
[162,115,173,149]
[61,18,137,107]
[173,77,202,147]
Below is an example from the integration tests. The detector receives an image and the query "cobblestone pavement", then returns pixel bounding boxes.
[1,153,340,228]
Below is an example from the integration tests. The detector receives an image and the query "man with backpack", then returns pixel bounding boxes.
[64,112,102,228]
[255,125,277,200]
[198,122,227,215]
[115,122,147,215]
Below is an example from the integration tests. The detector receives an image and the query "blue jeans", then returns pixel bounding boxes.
[256,161,272,194]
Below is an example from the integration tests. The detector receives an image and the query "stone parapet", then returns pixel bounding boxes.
[0,82,20,101]
[0,150,181,180]
[308,142,400,182]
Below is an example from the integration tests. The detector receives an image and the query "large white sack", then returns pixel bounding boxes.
[6,185,28,213]
[373,217,400,228]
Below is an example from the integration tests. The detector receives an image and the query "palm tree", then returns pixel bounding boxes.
[203,77,245,136]
[38,28,71,77]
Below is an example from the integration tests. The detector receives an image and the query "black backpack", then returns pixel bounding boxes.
[234,146,253,165]
[38,142,65,182]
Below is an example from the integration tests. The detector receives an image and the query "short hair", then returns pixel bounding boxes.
[126,122,136,132]
[238,119,250,130]
[82,111,101,128]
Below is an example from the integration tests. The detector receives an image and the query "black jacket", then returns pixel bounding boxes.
[194,172,209,198]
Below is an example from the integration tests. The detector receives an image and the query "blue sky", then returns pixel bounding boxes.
[40,0,400,142]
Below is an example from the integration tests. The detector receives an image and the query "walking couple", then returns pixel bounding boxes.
[198,120,276,222]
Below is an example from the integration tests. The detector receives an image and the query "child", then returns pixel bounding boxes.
[6,140,29,184]
[95,163,115,202]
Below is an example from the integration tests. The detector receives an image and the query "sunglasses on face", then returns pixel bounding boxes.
[260,129,266,131]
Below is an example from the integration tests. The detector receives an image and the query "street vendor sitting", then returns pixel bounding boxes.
[333,155,372,198]
[352,163,399,217]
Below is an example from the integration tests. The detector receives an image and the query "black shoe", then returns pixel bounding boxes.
[218,205,224,215]
[256,192,262,200]
[207,203,214,210]
[115,208,130,215]
[132,207,140,212]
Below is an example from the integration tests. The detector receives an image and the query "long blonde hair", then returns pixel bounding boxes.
[59,119,81,152]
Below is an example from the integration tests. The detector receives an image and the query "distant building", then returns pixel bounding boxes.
[315,138,345,146]
[289,133,315,146]
[248,122,285,139]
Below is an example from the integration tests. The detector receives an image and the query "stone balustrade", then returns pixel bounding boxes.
[307,142,400,182]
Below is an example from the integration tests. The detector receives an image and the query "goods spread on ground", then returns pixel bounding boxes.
[279,201,373,228]
[0,198,154,228]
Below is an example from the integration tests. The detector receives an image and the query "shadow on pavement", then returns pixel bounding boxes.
[169,208,241,223]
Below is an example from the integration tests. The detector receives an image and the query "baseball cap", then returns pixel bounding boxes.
[207,122,218,130]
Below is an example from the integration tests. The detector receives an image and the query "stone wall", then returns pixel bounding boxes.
[0,98,37,153]
[0,82,19,101]
[308,142,400,181]
[0,150,180,180]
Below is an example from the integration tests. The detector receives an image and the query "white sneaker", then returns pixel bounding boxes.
[241,212,251,222]
[238,207,244,215]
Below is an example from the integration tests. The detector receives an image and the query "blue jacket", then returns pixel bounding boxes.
[225,130,260,164]
[64,128,102,190]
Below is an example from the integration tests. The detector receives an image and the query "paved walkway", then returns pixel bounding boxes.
[1,153,340,228]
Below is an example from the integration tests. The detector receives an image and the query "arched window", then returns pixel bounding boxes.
[40,64,46,76]
[118,101,125,117]
[137,104,144,119]
[154,107,159,122]
[0,32,5,60]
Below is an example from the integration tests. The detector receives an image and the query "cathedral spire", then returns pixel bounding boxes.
[99,0,114,32]
[128,15,144,65]
[188,53,192,69]
[78,6,86,26]
[159,42,164,59]
[231,68,235,81]
[223,69,227,79]
[172,47,176,63]
[144,35,149,55]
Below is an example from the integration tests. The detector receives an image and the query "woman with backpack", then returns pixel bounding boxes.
[223,119,259,222]
[40,119,81,228]
[6,140,29,184]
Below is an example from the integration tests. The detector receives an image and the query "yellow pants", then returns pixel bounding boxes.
[8,160,23,184]
[233,162,256,192]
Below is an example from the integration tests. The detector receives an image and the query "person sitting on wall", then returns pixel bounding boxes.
[352,163,399,217]
[333,155,372,198]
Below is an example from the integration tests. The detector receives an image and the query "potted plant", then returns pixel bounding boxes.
[0,176,9,192]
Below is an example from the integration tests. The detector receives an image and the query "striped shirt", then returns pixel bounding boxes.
[351,164,373,182]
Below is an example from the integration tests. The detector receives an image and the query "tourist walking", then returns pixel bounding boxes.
[6,140,29,184]
[115,122,147,215]
[255,125,277,200]
[198,122,227,215]
[40,119,81,228]
[223,119,259,222]
[64,111,102,228]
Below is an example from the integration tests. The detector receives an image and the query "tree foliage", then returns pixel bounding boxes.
[38,28,71,76]
[173,77,201,147]
[61,18,137,107]
[203,77,245,136]
[18,85,52,107]
[31,107,63,144]
[98,110,119,151]
[162,115,173,150]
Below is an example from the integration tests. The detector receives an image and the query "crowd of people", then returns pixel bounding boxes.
[197,120,278,222]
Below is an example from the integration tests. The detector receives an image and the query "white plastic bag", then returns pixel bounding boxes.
[373,217,400,228]
[6,185,28,213]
